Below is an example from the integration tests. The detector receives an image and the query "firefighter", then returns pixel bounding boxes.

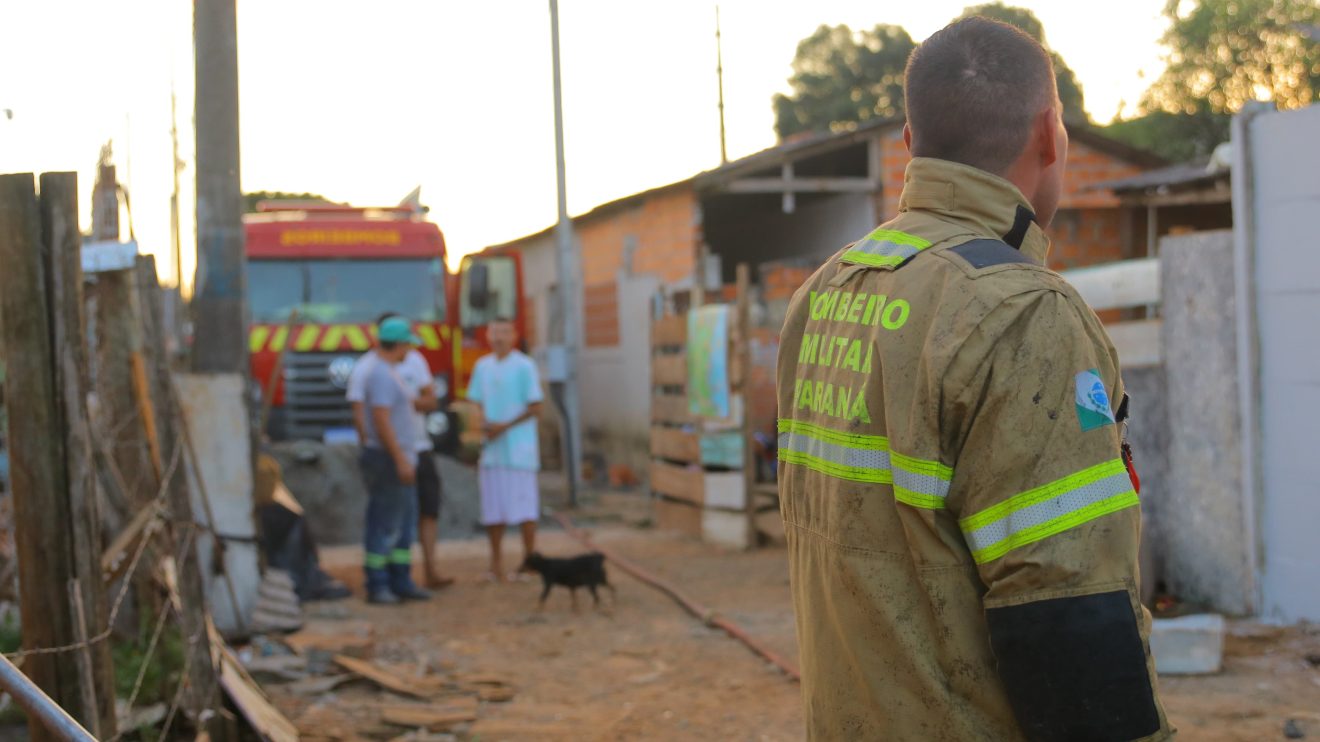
[776,17,1172,741]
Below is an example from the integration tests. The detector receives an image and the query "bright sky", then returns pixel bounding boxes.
[1,1,1169,288]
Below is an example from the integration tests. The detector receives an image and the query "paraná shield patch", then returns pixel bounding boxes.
[1075,369,1115,432]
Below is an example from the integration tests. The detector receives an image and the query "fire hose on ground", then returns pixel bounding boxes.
[551,511,801,683]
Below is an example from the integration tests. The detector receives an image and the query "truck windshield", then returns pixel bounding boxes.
[249,258,446,324]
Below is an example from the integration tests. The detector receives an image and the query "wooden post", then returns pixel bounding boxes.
[735,263,756,550]
[693,243,708,309]
[134,256,225,735]
[0,172,116,739]
[40,172,117,738]
[0,172,70,742]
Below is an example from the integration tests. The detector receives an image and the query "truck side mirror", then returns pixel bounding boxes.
[467,261,490,311]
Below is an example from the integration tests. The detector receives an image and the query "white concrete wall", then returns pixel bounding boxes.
[508,236,661,474]
[1241,104,1320,622]
[508,234,557,352]
[580,270,661,473]
[1159,231,1253,614]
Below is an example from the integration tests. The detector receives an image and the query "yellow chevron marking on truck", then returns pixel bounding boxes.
[294,325,320,352]
[268,326,289,352]
[249,326,271,353]
[416,325,442,350]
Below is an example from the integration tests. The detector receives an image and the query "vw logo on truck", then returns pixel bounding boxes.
[327,356,357,390]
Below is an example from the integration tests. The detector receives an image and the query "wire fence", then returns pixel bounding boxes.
[0,261,231,740]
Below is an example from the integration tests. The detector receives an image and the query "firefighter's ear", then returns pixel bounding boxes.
[902,124,913,154]
[1034,104,1061,169]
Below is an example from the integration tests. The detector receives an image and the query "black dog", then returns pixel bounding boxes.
[520,551,616,612]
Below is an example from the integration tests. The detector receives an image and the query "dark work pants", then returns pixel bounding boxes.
[359,447,419,595]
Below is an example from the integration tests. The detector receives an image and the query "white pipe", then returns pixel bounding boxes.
[0,653,97,742]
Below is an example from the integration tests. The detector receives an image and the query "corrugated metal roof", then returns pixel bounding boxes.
[1096,158,1229,192]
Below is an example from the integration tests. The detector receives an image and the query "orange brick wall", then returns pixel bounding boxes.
[575,186,699,348]
[1061,140,1142,209]
[877,129,1144,219]
[763,265,816,302]
[578,187,699,287]
[583,282,620,347]
[1047,207,1126,271]
[879,127,909,219]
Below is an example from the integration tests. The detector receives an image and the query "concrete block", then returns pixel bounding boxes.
[1150,614,1226,675]
[702,508,751,550]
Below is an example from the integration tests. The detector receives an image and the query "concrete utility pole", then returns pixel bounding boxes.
[193,0,246,373]
[549,0,584,505]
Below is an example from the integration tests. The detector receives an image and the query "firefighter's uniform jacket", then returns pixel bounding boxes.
[777,157,1172,741]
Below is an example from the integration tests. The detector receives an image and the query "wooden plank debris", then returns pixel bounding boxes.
[212,624,299,742]
[282,620,376,658]
[475,685,515,703]
[379,697,479,730]
[285,673,354,697]
[333,655,435,699]
[455,672,514,687]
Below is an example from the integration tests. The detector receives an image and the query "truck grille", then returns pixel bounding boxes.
[281,352,358,439]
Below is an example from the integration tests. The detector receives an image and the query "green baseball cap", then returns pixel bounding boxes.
[378,316,421,345]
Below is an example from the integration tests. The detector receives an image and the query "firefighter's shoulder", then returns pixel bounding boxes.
[932,237,1078,301]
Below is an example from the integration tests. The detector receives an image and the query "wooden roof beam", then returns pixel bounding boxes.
[720,176,877,195]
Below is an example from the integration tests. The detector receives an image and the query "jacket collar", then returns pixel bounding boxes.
[897,157,1051,265]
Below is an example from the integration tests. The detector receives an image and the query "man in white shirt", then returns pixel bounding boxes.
[466,317,543,582]
[348,313,453,589]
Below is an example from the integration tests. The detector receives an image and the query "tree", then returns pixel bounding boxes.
[1101,109,1231,162]
[242,190,331,214]
[773,24,916,139]
[772,7,1089,140]
[1143,0,1319,114]
[957,3,1089,123]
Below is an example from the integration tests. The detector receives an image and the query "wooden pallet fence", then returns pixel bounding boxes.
[648,265,759,549]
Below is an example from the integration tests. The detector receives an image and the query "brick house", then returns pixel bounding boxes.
[489,120,1161,475]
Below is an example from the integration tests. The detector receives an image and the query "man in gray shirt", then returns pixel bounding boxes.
[359,316,431,604]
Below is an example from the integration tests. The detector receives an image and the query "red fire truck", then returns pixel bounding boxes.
[245,200,525,448]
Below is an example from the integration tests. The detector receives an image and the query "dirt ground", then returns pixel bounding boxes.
[268,493,1320,741]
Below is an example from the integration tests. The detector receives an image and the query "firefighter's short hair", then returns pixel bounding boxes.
[904,16,1057,175]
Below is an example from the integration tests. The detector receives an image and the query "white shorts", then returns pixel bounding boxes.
[479,467,540,526]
